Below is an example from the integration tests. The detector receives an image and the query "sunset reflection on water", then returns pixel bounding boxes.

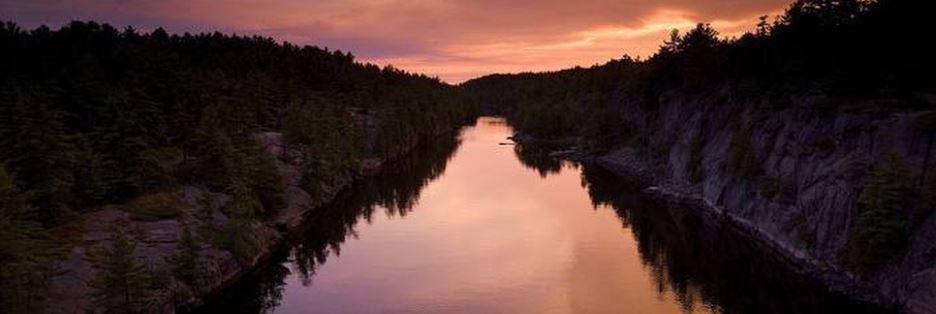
[198,117,886,314]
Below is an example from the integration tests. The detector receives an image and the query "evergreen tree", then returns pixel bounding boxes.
[0,88,75,224]
[173,225,200,284]
[219,218,259,265]
[73,137,110,205]
[846,154,913,271]
[284,97,364,193]
[89,226,154,313]
[240,140,286,217]
[227,181,263,220]
[197,189,215,230]
[0,165,51,314]
[0,19,477,310]
[192,104,239,189]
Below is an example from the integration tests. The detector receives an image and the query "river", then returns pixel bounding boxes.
[197,117,889,314]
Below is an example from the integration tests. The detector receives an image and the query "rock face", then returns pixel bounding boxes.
[45,127,447,314]
[592,86,936,313]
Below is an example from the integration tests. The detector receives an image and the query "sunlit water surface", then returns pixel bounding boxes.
[198,117,889,314]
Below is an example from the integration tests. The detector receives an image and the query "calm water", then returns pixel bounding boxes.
[198,117,889,314]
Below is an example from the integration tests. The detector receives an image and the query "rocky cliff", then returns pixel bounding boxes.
[45,124,459,314]
[587,86,936,313]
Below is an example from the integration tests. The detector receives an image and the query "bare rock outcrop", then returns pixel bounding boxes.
[46,131,374,313]
[593,86,936,313]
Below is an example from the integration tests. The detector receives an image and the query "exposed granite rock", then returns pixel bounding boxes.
[45,127,448,314]
[590,86,936,313]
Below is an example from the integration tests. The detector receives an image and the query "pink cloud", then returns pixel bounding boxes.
[0,0,792,83]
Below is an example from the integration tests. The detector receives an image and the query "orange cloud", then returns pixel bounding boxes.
[1,0,792,82]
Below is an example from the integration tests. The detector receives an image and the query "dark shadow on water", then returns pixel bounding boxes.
[194,132,894,314]
[288,133,462,287]
[192,133,463,314]
[580,164,895,314]
[513,144,574,178]
[189,252,290,314]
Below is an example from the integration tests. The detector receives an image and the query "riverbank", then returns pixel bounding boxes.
[44,125,468,314]
[513,112,933,313]
[194,116,889,314]
[591,148,893,307]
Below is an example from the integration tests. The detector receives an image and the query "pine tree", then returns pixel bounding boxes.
[0,88,76,224]
[90,226,154,313]
[219,217,259,265]
[192,104,239,189]
[73,137,110,205]
[241,140,286,217]
[846,154,913,271]
[0,165,51,314]
[197,189,215,230]
[173,225,200,284]
[227,180,262,220]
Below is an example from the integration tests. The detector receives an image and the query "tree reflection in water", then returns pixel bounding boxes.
[288,134,463,287]
[193,134,463,314]
[192,255,290,314]
[579,165,892,314]
[512,144,572,178]
[197,133,892,314]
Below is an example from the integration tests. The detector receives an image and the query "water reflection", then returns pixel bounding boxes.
[194,254,289,314]
[579,165,890,314]
[195,117,891,314]
[288,133,463,287]
[512,144,568,178]
[195,132,463,314]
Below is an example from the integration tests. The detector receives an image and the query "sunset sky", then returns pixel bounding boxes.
[2,0,791,83]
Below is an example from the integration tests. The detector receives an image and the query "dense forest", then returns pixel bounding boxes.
[0,21,475,312]
[463,0,936,279]
[463,0,935,148]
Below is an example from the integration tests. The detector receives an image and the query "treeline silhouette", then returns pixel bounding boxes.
[462,0,933,275]
[0,21,475,312]
[463,0,935,147]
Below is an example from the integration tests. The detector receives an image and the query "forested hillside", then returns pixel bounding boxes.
[463,0,936,311]
[464,0,934,149]
[0,21,475,313]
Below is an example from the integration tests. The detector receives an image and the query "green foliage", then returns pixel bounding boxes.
[580,103,627,152]
[239,141,287,216]
[216,219,260,265]
[464,0,935,151]
[73,139,110,205]
[173,225,200,284]
[0,20,475,227]
[0,20,476,312]
[89,226,158,313]
[197,190,215,230]
[192,105,241,188]
[226,181,264,220]
[0,88,76,224]
[284,96,363,194]
[215,184,264,264]
[194,106,286,218]
[121,192,184,220]
[0,165,52,314]
[843,154,913,272]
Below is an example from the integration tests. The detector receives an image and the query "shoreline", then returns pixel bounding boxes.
[44,126,468,314]
[510,132,902,312]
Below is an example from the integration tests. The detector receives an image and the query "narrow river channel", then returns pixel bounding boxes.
[197,117,889,314]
